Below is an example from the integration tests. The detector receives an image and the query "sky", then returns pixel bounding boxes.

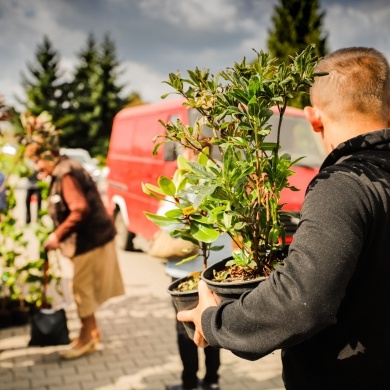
[1,0,390,110]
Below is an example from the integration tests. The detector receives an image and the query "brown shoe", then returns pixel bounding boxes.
[70,332,101,347]
[60,339,96,360]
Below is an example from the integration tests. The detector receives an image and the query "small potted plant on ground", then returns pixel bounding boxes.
[143,45,325,304]
[0,110,62,328]
[0,176,55,327]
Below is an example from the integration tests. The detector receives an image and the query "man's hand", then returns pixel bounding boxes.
[44,232,59,250]
[177,280,220,348]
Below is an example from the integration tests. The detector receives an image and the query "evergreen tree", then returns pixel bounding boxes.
[91,33,126,156]
[60,34,100,150]
[19,34,137,157]
[267,0,328,108]
[62,33,127,156]
[19,35,65,125]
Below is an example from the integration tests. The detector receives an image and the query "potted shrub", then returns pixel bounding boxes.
[143,45,325,304]
[0,110,62,328]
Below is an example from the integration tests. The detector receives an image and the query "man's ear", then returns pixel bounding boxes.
[304,106,323,133]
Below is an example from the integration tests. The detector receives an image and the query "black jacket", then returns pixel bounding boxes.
[202,129,390,389]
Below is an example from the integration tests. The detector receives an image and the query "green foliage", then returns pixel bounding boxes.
[143,45,324,277]
[57,33,127,156]
[0,180,59,307]
[18,33,135,158]
[22,206,63,307]
[19,35,66,127]
[267,0,328,108]
[143,153,220,270]
[0,135,60,307]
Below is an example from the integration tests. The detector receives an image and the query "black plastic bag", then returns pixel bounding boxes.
[29,307,70,346]
[28,250,70,347]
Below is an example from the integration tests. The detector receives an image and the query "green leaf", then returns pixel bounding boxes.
[268,225,280,245]
[177,154,191,170]
[164,208,184,218]
[175,254,200,265]
[142,182,165,196]
[198,146,210,166]
[188,162,216,180]
[193,184,218,209]
[144,212,181,227]
[223,212,233,229]
[261,142,278,151]
[158,176,177,196]
[170,229,199,245]
[210,245,225,251]
[190,222,219,243]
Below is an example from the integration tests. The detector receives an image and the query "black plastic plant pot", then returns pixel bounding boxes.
[0,309,12,329]
[11,307,30,326]
[201,257,267,300]
[167,277,199,340]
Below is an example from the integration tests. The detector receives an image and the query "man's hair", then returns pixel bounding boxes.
[311,47,390,122]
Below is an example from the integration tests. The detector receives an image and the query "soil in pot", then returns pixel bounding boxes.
[167,272,200,340]
[202,248,289,299]
[202,258,267,299]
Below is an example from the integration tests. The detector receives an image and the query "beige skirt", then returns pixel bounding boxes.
[72,239,125,318]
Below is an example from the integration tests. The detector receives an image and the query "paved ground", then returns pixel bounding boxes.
[0,181,284,390]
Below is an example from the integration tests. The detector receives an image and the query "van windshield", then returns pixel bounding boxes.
[189,109,326,168]
[267,114,326,167]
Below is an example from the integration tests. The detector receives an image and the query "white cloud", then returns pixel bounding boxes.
[138,0,239,31]
[0,77,24,109]
[119,60,172,103]
[324,2,390,60]
[0,1,80,50]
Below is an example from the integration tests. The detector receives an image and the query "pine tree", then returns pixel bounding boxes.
[20,35,66,125]
[19,34,136,157]
[267,0,328,108]
[60,34,100,150]
[62,33,127,156]
[91,33,126,156]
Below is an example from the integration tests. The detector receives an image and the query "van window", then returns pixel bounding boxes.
[164,115,183,161]
[267,115,326,167]
[164,141,181,161]
[188,109,221,161]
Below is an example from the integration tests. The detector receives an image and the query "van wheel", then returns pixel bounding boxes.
[114,211,135,251]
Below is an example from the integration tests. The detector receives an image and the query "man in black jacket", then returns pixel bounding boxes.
[178,47,390,389]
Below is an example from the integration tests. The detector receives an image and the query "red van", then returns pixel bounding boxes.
[106,98,326,250]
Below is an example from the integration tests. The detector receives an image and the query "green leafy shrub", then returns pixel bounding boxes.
[143,45,326,280]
